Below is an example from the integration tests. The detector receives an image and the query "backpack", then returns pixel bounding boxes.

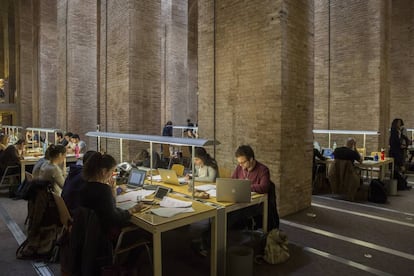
[394,171,408,190]
[368,179,387,203]
[261,229,290,264]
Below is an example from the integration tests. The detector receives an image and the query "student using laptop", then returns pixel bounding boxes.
[231,145,279,230]
[193,145,279,257]
[184,147,218,183]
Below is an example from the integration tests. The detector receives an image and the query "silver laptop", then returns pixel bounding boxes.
[126,169,147,189]
[158,168,187,186]
[216,178,251,203]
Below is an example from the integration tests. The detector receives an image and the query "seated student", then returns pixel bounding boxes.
[61,150,96,214]
[0,133,9,152]
[313,140,327,182]
[79,152,142,227]
[193,145,279,257]
[0,145,21,177]
[56,131,68,147]
[185,147,218,183]
[231,145,279,229]
[133,149,161,169]
[14,139,26,159]
[333,138,362,163]
[329,138,363,201]
[37,145,66,195]
[69,134,87,154]
[69,153,144,274]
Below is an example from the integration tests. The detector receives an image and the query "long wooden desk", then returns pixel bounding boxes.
[356,158,394,181]
[129,195,217,276]
[322,157,394,181]
[151,180,268,275]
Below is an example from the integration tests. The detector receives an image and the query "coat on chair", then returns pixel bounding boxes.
[328,159,361,201]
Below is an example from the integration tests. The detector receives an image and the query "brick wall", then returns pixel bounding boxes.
[198,0,314,216]
[17,0,34,128]
[390,0,414,130]
[314,0,391,153]
[38,0,57,128]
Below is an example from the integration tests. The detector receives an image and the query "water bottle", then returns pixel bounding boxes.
[374,153,379,161]
[74,144,80,158]
[332,142,337,151]
[42,142,47,155]
[380,148,385,161]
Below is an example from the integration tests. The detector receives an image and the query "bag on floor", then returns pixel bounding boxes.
[368,179,387,203]
[260,229,290,264]
[394,171,408,190]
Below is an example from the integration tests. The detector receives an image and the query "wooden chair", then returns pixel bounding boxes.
[0,165,20,190]
[171,164,185,177]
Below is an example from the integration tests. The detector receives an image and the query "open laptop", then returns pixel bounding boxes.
[322,148,333,158]
[126,169,147,190]
[158,168,187,186]
[216,178,251,203]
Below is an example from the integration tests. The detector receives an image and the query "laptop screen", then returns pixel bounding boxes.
[127,169,146,188]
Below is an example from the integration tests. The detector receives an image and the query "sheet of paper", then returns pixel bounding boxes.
[206,189,216,197]
[195,184,216,191]
[116,190,155,203]
[150,207,194,218]
[159,196,192,208]
[150,175,162,181]
[117,201,136,210]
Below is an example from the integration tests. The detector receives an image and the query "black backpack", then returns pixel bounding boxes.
[368,179,387,204]
[393,171,408,190]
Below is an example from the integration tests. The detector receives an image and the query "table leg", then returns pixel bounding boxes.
[216,207,226,276]
[20,164,26,182]
[263,197,268,234]
[210,214,217,276]
[153,231,162,276]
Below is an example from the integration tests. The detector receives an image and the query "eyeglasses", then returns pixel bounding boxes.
[238,159,249,166]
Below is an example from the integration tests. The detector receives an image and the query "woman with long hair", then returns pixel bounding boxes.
[80,152,142,232]
[38,144,66,195]
[185,147,218,183]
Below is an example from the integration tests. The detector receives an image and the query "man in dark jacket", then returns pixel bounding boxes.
[334,138,362,163]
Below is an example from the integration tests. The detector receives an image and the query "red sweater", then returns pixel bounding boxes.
[231,160,270,194]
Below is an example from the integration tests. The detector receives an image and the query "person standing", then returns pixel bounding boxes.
[389,118,405,172]
[162,121,173,137]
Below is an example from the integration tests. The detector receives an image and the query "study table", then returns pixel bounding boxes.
[145,180,268,275]
[129,194,218,276]
[321,157,394,181]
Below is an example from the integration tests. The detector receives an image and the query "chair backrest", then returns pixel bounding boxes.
[218,167,232,178]
[171,164,185,176]
[52,192,72,227]
[0,165,20,187]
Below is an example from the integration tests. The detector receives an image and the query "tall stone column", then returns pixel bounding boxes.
[57,0,98,147]
[98,0,161,160]
[314,0,391,152]
[198,0,314,216]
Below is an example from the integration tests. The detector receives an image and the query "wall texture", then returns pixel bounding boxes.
[313,0,392,153]
[390,0,414,130]
[198,0,314,216]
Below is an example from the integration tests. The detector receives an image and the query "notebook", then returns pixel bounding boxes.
[216,178,251,203]
[158,168,187,186]
[126,169,147,189]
